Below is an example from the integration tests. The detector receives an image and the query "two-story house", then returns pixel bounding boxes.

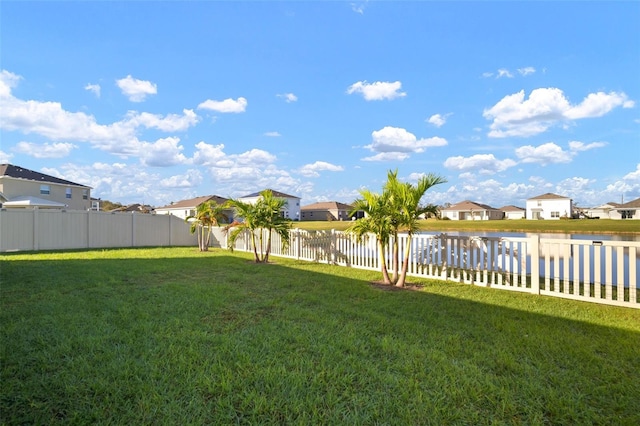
[526,193,573,220]
[238,189,301,220]
[0,164,92,210]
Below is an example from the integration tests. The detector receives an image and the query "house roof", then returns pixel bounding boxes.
[110,203,154,213]
[527,192,570,201]
[240,189,300,199]
[0,164,91,188]
[499,205,525,212]
[2,195,66,208]
[301,201,353,211]
[617,197,640,209]
[156,195,229,210]
[441,200,498,211]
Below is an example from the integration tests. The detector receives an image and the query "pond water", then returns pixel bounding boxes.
[418,231,640,288]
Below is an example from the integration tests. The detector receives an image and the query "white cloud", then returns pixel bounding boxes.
[124,109,199,132]
[14,141,77,158]
[346,81,406,101]
[84,83,101,98]
[197,97,247,113]
[140,137,187,167]
[496,68,513,79]
[116,75,157,102]
[0,70,21,97]
[515,142,572,165]
[363,126,447,161]
[351,2,367,14]
[484,88,633,138]
[517,67,536,76]
[362,152,410,162]
[277,93,297,103]
[299,161,344,177]
[160,169,203,189]
[443,154,517,174]
[0,150,13,163]
[264,131,281,137]
[515,140,608,166]
[568,141,607,152]
[192,142,276,169]
[427,113,450,128]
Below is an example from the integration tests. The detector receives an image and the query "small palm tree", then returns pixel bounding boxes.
[185,200,228,251]
[346,189,394,284]
[225,190,292,263]
[386,171,447,287]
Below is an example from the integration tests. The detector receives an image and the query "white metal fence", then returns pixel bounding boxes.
[212,228,640,309]
[0,208,197,251]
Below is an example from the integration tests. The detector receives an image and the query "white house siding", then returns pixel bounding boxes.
[239,193,301,221]
[526,197,572,220]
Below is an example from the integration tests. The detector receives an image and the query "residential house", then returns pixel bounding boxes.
[440,200,503,221]
[500,205,526,220]
[301,201,354,221]
[155,195,232,221]
[582,202,622,219]
[0,163,91,210]
[238,189,301,220]
[614,197,640,220]
[526,193,573,220]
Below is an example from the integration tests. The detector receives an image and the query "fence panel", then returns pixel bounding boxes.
[0,209,197,251]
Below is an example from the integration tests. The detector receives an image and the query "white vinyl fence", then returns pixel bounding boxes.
[0,208,197,251]
[212,228,640,309]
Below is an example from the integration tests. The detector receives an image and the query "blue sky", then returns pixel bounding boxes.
[1,1,639,209]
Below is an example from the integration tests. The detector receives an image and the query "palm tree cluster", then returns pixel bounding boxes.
[185,201,228,252]
[225,190,292,263]
[346,169,446,287]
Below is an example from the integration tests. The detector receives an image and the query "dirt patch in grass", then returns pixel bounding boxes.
[369,281,423,292]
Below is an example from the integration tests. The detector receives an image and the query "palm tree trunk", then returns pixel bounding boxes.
[391,233,399,284]
[250,232,260,262]
[378,239,392,284]
[396,234,413,287]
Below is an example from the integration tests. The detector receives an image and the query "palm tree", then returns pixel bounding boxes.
[225,190,292,263]
[346,189,394,284]
[185,200,228,251]
[386,171,447,287]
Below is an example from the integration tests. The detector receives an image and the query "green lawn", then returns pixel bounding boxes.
[2,248,639,425]
[295,218,640,234]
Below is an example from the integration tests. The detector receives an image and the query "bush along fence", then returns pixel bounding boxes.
[211,228,640,309]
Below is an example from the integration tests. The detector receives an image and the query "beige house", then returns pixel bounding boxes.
[0,163,91,210]
[300,201,354,221]
[500,205,526,220]
[155,195,231,221]
[441,200,503,220]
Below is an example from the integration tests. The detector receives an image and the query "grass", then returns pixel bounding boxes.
[295,218,640,234]
[2,247,639,425]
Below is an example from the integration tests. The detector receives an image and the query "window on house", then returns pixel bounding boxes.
[82,189,89,200]
[66,188,72,199]
[40,185,50,195]
[537,201,542,206]
[551,211,560,218]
